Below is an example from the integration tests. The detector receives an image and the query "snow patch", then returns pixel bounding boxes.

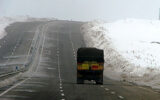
[81,19,160,89]
[0,16,57,40]
[0,16,30,39]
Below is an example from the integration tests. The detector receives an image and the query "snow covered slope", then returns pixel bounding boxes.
[81,19,160,89]
[0,16,56,39]
[0,16,30,39]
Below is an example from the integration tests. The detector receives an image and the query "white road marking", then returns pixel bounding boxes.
[100,85,104,88]
[55,27,67,100]
[0,24,49,97]
[69,31,77,63]
[61,93,65,96]
[57,33,63,85]
[0,78,30,96]
[13,89,36,93]
[2,95,29,99]
[47,67,56,70]
[13,49,15,52]
[0,24,51,98]
[36,25,46,72]
[118,95,124,99]
[57,54,61,80]
[138,86,158,93]
[111,91,116,95]
[105,88,109,91]
[24,81,48,85]
[24,27,40,68]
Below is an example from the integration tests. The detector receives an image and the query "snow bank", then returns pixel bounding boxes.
[0,16,30,39]
[0,16,56,39]
[81,19,160,89]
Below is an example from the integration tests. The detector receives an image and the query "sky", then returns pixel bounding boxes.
[0,0,160,21]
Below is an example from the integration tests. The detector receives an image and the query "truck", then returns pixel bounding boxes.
[77,47,104,84]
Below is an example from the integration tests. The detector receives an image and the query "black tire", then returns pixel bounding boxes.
[96,74,103,85]
[96,80,103,85]
[77,78,84,84]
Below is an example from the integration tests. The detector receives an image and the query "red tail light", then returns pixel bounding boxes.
[92,65,98,69]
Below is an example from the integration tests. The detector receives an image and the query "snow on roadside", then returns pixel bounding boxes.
[0,16,30,39]
[0,16,56,39]
[81,19,160,89]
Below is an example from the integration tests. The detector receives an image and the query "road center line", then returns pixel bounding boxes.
[61,93,65,96]
[118,95,124,99]
[105,88,109,91]
[111,91,116,94]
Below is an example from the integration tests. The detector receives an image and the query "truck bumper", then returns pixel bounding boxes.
[77,70,103,80]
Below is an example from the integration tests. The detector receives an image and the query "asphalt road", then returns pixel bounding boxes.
[0,20,159,100]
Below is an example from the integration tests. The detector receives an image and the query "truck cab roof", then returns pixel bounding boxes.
[77,47,104,62]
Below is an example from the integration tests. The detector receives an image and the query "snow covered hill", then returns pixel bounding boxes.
[81,19,160,89]
[0,16,29,39]
[0,16,56,39]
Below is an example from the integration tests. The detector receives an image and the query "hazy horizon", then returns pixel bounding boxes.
[1,0,160,21]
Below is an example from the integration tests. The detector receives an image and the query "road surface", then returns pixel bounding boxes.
[0,20,159,100]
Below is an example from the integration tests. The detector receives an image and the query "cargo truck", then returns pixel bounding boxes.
[77,47,104,84]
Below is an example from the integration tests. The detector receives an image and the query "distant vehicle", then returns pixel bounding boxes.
[77,47,104,84]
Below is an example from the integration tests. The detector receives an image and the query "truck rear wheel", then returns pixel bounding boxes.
[96,80,103,85]
[96,74,103,85]
[77,78,84,84]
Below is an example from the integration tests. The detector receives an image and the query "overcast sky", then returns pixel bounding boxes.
[0,0,160,21]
